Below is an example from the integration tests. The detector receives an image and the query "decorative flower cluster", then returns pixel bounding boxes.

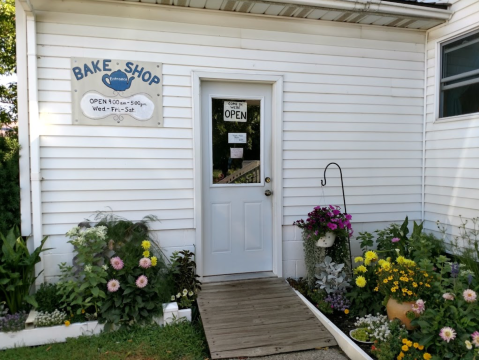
[107,240,158,293]
[397,338,430,360]
[324,292,350,311]
[353,313,391,343]
[66,225,108,246]
[34,309,67,328]
[375,257,433,302]
[0,311,27,333]
[293,205,353,238]
[353,251,379,288]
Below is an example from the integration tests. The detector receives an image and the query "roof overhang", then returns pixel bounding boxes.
[23,0,452,30]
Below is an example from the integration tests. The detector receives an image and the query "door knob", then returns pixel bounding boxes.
[265,190,272,196]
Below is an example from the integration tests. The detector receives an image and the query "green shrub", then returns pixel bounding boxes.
[35,283,62,313]
[0,135,20,236]
[169,250,201,309]
[0,226,50,313]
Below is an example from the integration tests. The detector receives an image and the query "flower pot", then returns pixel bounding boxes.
[315,231,336,247]
[386,297,416,330]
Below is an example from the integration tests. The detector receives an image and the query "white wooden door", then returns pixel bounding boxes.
[202,81,273,276]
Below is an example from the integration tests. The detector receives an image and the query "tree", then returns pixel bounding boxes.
[0,0,20,235]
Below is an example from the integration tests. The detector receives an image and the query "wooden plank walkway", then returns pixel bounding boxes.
[197,277,337,359]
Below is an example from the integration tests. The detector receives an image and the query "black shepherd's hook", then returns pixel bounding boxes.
[321,162,353,273]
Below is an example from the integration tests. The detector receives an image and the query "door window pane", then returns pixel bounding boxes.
[211,98,261,184]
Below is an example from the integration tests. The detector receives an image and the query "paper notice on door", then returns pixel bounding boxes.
[230,148,244,159]
[228,133,247,144]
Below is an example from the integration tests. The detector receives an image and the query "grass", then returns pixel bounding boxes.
[1,321,210,360]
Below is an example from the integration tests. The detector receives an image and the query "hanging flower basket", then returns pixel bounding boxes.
[315,231,336,247]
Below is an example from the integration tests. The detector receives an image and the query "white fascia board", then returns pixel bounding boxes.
[28,0,452,21]
[264,0,452,20]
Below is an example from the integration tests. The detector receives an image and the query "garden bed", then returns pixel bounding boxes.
[0,302,191,350]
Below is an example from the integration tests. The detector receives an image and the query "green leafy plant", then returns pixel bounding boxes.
[409,256,479,360]
[443,216,479,280]
[34,283,62,313]
[101,239,171,328]
[0,226,50,313]
[169,250,201,309]
[57,225,109,316]
[357,217,445,264]
[308,289,333,314]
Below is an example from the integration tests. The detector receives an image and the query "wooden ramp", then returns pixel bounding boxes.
[197,277,337,359]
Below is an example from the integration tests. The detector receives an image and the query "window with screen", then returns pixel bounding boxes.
[440,30,479,118]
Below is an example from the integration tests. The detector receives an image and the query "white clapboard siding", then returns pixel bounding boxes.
[424,0,479,238]
[33,3,426,279]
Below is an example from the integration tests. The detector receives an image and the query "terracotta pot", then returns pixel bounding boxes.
[386,297,416,330]
[315,231,336,247]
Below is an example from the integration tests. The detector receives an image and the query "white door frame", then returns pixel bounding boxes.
[192,71,284,279]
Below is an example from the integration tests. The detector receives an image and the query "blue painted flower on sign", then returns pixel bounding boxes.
[102,70,135,91]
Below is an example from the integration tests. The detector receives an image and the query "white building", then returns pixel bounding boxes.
[15,0,479,284]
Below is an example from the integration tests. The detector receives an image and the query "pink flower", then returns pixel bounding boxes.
[391,237,400,243]
[327,223,337,231]
[443,293,455,301]
[110,257,124,270]
[136,275,148,288]
[463,289,477,303]
[439,327,456,343]
[411,299,425,314]
[107,279,120,292]
[471,331,479,347]
[345,214,352,220]
[139,257,151,269]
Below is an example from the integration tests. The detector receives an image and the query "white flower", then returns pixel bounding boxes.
[182,289,188,296]
[84,264,92,273]
[188,291,194,296]
[102,265,108,271]
[171,295,175,301]
[466,340,473,350]
[176,293,181,298]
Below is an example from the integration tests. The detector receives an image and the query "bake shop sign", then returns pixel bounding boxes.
[71,58,163,127]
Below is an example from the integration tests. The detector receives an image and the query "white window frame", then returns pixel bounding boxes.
[436,26,479,122]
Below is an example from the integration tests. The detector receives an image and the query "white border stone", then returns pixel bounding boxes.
[294,290,374,360]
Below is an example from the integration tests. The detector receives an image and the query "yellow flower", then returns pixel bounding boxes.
[141,240,151,250]
[402,345,409,352]
[354,256,364,263]
[365,251,378,262]
[151,256,158,266]
[413,282,418,288]
[378,259,385,266]
[355,265,367,273]
[418,345,424,350]
[402,339,408,345]
[65,320,70,327]
[381,261,391,271]
[374,287,379,292]
[407,291,413,295]
[355,276,367,288]
[81,309,85,314]
[396,256,406,264]
[413,343,419,349]
[406,340,412,347]
[423,353,431,360]
[364,259,371,266]
[398,352,404,360]
[344,309,349,314]
[143,250,150,258]
[383,279,388,284]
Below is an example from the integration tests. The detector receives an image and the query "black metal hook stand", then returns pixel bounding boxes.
[321,162,353,274]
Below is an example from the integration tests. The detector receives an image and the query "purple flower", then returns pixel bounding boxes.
[327,223,337,230]
[345,214,352,220]
[451,263,460,278]
[333,210,340,216]
[391,237,400,243]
